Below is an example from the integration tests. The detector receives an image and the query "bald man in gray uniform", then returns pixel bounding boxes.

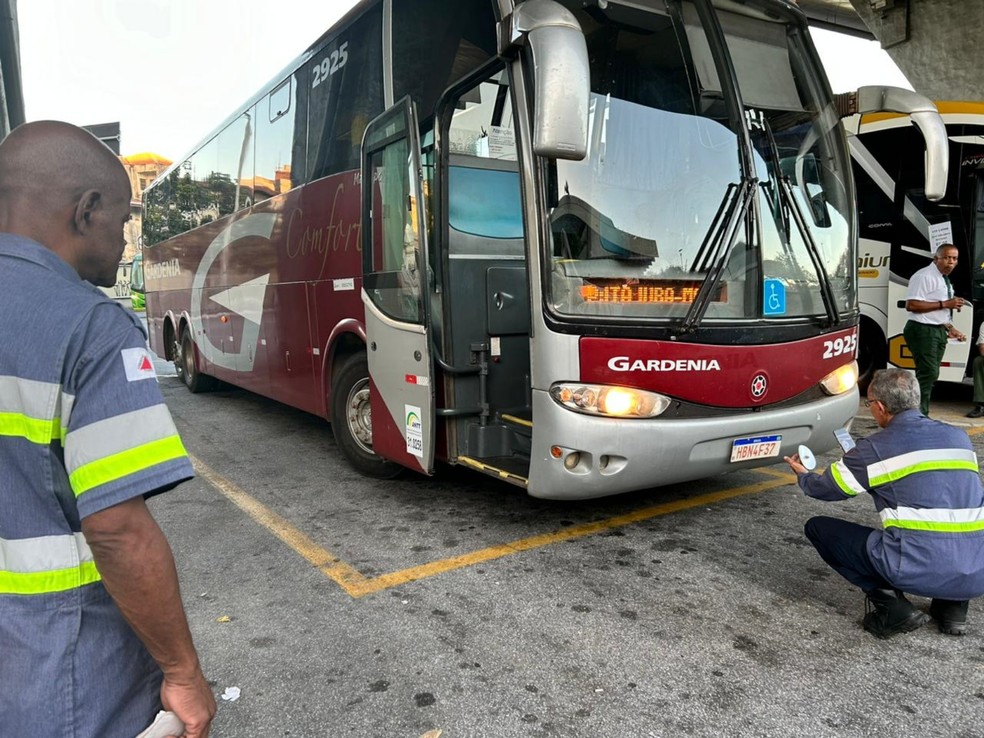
[0,122,215,737]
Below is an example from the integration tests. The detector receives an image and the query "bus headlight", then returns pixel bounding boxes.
[550,383,671,418]
[820,361,859,396]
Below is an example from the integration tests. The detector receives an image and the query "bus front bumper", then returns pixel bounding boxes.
[525,388,858,500]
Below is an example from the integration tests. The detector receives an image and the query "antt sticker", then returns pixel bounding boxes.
[121,347,158,382]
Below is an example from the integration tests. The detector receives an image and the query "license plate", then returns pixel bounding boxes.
[730,434,782,463]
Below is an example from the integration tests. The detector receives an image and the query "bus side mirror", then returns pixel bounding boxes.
[836,86,948,202]
[498,0,589,161]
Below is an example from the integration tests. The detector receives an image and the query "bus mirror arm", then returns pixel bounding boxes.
[836,86,948,202]
[908,110,948,202]
[498,0,590,161]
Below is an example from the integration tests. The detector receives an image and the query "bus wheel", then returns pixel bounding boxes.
[330,352,401,479]
[857,319,887,392]
[177,329,218,393]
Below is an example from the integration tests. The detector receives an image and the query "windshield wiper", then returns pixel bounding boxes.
[680,179,755,334]
[755,113,840,327]
[751,114,791,241]
[781,176,839,326]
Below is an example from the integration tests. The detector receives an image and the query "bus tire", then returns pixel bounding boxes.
[330,352,401,479]
[857,318,887,392]
[177,328,218,394]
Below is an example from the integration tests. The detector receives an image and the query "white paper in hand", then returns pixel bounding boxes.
[797,444,817,471]
[135,710,184,738]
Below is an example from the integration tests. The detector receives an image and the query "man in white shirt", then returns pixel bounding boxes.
[903,244,967,415]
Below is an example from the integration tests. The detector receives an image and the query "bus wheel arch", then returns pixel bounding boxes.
[857,316,887,391]
[329,349,401,479]
[162,318,178,363]
[176,322,218,393]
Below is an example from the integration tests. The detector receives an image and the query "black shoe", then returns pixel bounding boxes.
[862,589,928,639]
[966,406,984,418]
[930,599,969,636]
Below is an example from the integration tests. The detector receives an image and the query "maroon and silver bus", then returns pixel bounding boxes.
[142,0,946,499]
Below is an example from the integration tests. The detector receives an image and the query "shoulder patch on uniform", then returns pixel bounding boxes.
[121,347,158,382]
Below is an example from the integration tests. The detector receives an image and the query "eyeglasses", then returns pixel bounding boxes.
[864,399,881,409]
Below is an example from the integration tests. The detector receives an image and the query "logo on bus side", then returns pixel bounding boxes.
[145,258,181,281]
[607,356,722,372]
[191,213,277,372]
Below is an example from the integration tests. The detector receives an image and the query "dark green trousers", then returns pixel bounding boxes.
[973,354,984,403]
[903,320,948,415]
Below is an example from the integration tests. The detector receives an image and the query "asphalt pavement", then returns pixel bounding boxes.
[144,366,984,738]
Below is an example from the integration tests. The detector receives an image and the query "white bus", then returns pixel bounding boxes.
[850,101,984,386]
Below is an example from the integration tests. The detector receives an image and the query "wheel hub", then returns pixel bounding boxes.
[346,380,373,453]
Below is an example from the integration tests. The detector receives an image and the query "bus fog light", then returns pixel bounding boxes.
[820,361,858,396]
[563,452,580,470]
[550,382,670,418]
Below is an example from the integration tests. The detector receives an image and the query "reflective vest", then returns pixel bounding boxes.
[0,234,194,737]
[801,408,984,599]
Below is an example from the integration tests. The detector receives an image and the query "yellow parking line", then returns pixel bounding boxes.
[191,455,795,599]
[191,457,370,594]
[754,466,799,480]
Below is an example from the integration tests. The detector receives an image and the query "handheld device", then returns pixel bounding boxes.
[833,427,856,453]
[796,444,817,471]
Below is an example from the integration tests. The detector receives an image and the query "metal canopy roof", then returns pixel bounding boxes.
[795,0,872,38]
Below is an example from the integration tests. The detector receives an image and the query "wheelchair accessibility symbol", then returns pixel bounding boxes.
[763,278,786,316]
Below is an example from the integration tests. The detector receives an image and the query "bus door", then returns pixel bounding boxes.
[435,64,532,484]
[360,97,436,473]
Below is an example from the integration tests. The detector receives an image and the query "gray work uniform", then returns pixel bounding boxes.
[0,234,195,737]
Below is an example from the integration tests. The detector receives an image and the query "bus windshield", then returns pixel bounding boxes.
[547,0,853,324]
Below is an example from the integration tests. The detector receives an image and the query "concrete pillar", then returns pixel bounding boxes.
[0,0,24,139]
[850,0,984,101]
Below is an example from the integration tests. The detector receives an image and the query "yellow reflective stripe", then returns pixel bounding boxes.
[881,505,984,533]
[867,448,977,485]
[869,459,979,487]
[66,405,180,473]
[0,412,63,444]
[0,561,101,595]
[69,435,188,497]
[883,519,984,533]
[830,460,864,497]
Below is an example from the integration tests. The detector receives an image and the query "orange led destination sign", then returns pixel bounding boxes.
[580,280,725,305]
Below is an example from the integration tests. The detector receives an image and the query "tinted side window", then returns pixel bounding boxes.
[215,114,253,216]
[304,5,384,180]
[142,176,170,247]
[254,74,303,201]
[189,138,218,228]
[392,0,497,118]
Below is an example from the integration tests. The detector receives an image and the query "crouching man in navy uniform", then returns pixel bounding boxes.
[784,368,984,639]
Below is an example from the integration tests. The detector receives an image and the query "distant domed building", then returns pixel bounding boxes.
[119,152,171,262]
